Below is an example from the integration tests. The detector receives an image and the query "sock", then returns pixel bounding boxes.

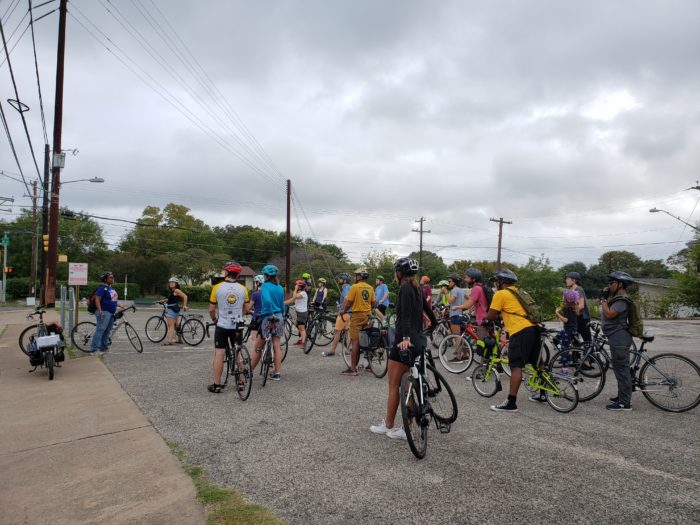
[508,394,517,405]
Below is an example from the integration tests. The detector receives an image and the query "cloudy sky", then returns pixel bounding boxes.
[2,0,699,268]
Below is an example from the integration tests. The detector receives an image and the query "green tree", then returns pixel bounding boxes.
[597,250,643,274]
[515,257,561,318]
[673,240,700,309]
[447,259,498,280]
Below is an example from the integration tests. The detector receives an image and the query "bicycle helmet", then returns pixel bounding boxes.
[607,271,634,285]
[354,267,369,279]
[447,273,462,285]
[563,289,580,304]
[168,277,180,284]
[420,275,430,284]
[565,271,582,283]
[302,272,311,279]
[318,277,327,284]
[394,257,419,276]
[438,279,449,287]
[99,271,113,282]
[376,275,385,282]
[295,279,306,288]
[494,268,518,284]
[464,267,483,282]
[254,274,264,284]
[223,260,242,274]
[338,272,351,282]
[261,264,278,276]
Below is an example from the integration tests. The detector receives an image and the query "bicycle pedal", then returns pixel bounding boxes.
[495,380,502,392]
[435,420,451,433]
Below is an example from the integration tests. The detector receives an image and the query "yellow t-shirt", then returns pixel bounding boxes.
[345,282,375,313]
[490,285,536,336]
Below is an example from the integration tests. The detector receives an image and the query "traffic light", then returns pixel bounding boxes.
[5,266,12,273]
[43,234,49,252]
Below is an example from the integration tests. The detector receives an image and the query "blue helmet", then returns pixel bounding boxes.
[261,264,278,276]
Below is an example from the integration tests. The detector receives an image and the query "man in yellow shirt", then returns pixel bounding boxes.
[339,267,376,376]
[485,268,540,412]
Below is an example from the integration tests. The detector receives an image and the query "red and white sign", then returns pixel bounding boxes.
[68,262,88,286]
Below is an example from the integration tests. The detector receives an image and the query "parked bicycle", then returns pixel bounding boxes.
[258,315,284,387]
[304,305,336,353]
[27,332,66,380]
[71,306,143,353]
[339,320,390,378]
[205,322,252,400]
[145,303,206,346]
[19,307,65,356]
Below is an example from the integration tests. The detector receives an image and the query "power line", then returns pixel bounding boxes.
[28,0,49,145]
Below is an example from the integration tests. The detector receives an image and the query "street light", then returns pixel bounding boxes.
[60,177,105,186]
[649,207,700,233]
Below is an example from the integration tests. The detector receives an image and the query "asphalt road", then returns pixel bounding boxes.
[101,308,700,525]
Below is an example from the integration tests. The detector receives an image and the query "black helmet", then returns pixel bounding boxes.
[338,272,351,282]
[565,271,582,283]
[494,268,518,283]
[448,273,462,285]
[464,267,483,282]
[99,271,113,282]
[607,271,634,285]
[394,257,419,275]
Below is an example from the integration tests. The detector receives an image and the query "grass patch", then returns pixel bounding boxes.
[168,442,282,525]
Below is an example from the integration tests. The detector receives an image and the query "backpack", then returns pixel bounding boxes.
[477,283,494,311]
[87,287,100,314]
[506,287,544,324]
[608,296,644,338]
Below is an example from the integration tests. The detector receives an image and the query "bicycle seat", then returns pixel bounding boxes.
[640,334,655,343]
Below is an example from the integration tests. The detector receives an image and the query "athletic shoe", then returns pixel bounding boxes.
[386,426,407,440]
[490,399,518,412]
[270,373,281,381]
[370,419,390,434]
[321,351,335,357]
[606,401,631,411]
[609,396,619,402]
[528,394,547,403]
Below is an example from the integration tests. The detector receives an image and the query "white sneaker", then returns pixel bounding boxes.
[386,426,407,440]
[369,419,390,434]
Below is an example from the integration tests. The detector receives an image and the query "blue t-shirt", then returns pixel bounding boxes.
[375,283,390,307]
[260,282,285,316]
[96,284,118,314]
[339,283,351,312]
[251,290,262,320]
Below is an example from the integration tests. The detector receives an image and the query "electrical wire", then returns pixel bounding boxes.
[28,0,49,145]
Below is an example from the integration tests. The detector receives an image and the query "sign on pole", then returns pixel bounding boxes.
[68,262,88,286]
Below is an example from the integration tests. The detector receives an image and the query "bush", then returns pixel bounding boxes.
[3,277,140,301]
[180,285,213,304]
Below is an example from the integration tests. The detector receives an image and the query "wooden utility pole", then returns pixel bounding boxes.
[412,217,431,272]
[285,179,291,292]
[29,181,38,297]
[45,0,68,306]
[490,217,512,270]
[40,143,49,304]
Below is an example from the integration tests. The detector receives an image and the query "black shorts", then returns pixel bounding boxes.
[249,318,262,332]
[214,326,241,349]
[506,326,541,368]
[376,304,387,315]
[295,311,308,326]
[577,317,591,343]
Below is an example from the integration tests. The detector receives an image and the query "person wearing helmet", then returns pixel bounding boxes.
[208,261,251,393]
[249,264,285,381]
[453,268,490,352]
[285,280,309,347]
[374,275,390,323]
[436,280,450,307]
[484,268,540,412]
[160,277,189,345]
[90,271,119,354]
[444,273,467,357]
[322,273,353,357]
[313,277,328,308]
[248,275,265,355]
[339,268,376,375]
[419,275,433,307]
[599,271,636,411]
[370,257,437,439]
[564,271,591,343]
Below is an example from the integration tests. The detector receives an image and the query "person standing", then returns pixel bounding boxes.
[374,275,390,324]
[285,280,308,347]
[599,271,636,411]
[250,264,286,381]
[313,278,328,307]
[485,269,540,412]
[249,275,265,354]
[91,271,119,353]
[565,271,591,343]
[321,272,352,358]
[445,273,467,360]
[370,258,437,439]
[161,277,188,346]
[207,261,250,393]
[339,268,375,376]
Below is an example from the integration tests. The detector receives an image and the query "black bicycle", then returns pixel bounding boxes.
[206,322,252,400]
[19,307,65,356]
[304,305,336,354]
[27,332,66,380]
[340,322,390,378]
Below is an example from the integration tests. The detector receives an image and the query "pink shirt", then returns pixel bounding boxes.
[469,285,488,324]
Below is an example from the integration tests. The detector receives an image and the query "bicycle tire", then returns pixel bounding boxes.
[313,318,334,347]
[46,350,54,380]
[234,345,253,401]
[124,322,143,353]
[341,335,353,369]
[429,323,449,350]
[544,371,579,413]
[261,343,272,387]
[181,318,206,346]
[548,348,605,403]
[400,373,428,459]
[19,324,41,355]
[438,334,474,374]
[280,335,289,362]
[71,321,96,353]
[426,364,458,423]
[220,349,232,387]
[145,316,167,343]
[369,346,389,379]
[302,322,314,355]
[471,364,500,398]
[640,353,700,413]
[538,336,553,367]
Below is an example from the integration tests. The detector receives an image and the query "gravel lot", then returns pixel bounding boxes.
[102,308,700,524]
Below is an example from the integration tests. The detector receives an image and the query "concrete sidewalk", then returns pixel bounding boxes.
[0,310,205,525]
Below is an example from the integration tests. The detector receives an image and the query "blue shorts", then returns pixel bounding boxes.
[262,314,284,338]
[450,315,464,326]
[165,308,179,319]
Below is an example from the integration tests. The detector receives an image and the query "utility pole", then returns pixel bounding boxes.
[45,0,68,307]
[489,217,512,270]
[412,217,431,273]
[285,179,291,293]
[40,144,49,304]
[30,180,38,297]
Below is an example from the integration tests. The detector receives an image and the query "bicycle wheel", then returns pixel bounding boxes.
[19,324,41,355]
[261,343,272,387]
[283,318,293,343]
[544,372,579,413]
[369,346,389,379]
[471,365,499,398]
[181,318,206,346]
[71,321,96,353]
[538,336,554,367]
[313,317,334,347]
[46,350,54,380]
[280,335,289,362]
[548,348,605,402]
[425,364,458,423]
[124,323,143,353]
[429,324,448,350]
[234,345,253,401]
[438,335,474,374]
[145,316,167,343]
[400,373,428,459]
[640,353,700,412]
[219,350,232,387]
[341,334,353,369]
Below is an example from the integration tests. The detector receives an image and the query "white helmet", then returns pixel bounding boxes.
[168,277,180,284]
[254,274,264,284]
